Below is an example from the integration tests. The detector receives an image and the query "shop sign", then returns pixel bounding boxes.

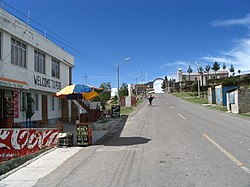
[0,80,27,89]
[34,75,61,90]
[0,129,59,162]
[13,91,19,118]
[76,125,92,146]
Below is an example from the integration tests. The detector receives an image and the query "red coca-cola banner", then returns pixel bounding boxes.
[0,128,59,162]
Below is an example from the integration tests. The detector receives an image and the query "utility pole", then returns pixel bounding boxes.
[190,62,200,98]
[117,58,130,104]
[135,77,138,95]
[84,74,88,85]
[140,70,143,84]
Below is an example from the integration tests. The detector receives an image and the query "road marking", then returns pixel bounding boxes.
[170,106,174,109]
[178,113,186,120]
[97,147,137,152]
[203,133,250,174]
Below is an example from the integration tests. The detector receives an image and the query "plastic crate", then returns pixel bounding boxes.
[57,133,73,147]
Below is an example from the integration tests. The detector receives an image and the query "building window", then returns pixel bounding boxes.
[11,38,27,68]
[35,93,39,111]
[52,59,60,78]
[20,92,26,111]
[51,96,55,111]
[34,50,45,74]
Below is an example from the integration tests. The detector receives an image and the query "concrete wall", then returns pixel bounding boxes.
[238,89,250,113]
[227,89,250,114]
[207,87,213,104]
[0,128,58,163]
[215,85,223,106]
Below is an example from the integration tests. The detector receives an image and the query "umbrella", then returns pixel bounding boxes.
[55,84,103,100]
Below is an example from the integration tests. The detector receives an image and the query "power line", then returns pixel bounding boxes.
[0,0,113,70]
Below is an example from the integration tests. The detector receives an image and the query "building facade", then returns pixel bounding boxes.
[176,68,229,86]
[0,9,74,128]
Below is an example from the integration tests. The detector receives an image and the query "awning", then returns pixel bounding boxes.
[0,77,29,90]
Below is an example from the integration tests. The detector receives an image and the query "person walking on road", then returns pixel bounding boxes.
[147,94,154,106]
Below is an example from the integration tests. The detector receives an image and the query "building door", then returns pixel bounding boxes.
[42,95,48,125]
[61,99,69,122]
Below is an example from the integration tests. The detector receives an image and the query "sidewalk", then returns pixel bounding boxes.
[0,117,124,187]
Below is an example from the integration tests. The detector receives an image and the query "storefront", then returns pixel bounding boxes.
[0,77,28,128]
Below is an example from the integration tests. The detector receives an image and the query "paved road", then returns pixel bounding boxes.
[4,94,250,186]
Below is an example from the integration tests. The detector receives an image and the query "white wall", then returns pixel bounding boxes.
[153,80,164,93]
[0,9,73,123]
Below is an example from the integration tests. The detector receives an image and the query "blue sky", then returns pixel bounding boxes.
[3,0,250,87]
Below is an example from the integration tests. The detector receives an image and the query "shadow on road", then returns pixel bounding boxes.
[103,137,151,146]
[94,115,151,146]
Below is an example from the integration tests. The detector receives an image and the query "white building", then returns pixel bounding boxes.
[0,9,74,128]
[176,68,229,86]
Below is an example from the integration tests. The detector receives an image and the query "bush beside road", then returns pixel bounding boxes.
[172,92,250,116]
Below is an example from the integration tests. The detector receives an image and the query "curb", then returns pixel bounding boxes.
[0,147,56,180]
[127,100,146,120]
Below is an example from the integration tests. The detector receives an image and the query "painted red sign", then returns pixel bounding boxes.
[13,91,19,118]
[0,129,59,162]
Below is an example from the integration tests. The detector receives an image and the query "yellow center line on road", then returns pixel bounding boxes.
[178,113,186,120]
[203,133,250,174]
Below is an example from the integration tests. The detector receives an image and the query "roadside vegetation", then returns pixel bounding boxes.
[172,92,228,112]
[240,113,250,118]
[172,92,208,105]
[120,98,144,116]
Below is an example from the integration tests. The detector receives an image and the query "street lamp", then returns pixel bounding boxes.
[190,62,200,98]
[117,57,130,104]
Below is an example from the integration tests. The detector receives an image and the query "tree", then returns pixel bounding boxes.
[119,82,128,97]
[198,66,203,74]
[161,76,168,90]
[238,69,241,75]
[161,81,165,90]
[187,66,193,81]
[222,63,227,70]
[205,65,211,73]
[92,82,111,108]
[211,61,220,75]
[100,82,111,91]
[205,64,211,81]
[229,64,235,76]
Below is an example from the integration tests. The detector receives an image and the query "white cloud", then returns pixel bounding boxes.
[211,14,250,28]
[200,56,233,64]
[224,37,250,71]
[200,38,250,72]
[203,14,250,73]
[162,60,188,67]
